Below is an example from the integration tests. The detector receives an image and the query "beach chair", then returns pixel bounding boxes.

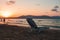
[26,18,49,32]
[26,18,37,29]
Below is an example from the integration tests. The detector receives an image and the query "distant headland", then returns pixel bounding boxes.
[18,15,60,19]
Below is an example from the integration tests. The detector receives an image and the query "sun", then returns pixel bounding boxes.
[1,11,12,17]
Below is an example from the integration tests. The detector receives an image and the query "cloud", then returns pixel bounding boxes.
[51,6,59,12]
[6,0,15,5]
[51,9,58,12]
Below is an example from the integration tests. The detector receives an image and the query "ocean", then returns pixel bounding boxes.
[2,19,59,28]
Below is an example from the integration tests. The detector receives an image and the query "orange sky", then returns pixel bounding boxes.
[0,5,60,17]
[0,0,60,17]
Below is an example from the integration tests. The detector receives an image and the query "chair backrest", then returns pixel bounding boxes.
[26,18,38,29]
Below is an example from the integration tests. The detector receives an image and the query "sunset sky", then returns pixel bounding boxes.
[0,0,60,17]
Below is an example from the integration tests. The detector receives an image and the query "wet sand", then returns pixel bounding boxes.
[0,24,60,40]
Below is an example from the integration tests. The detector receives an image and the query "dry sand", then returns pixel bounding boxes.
[0,24,60,40]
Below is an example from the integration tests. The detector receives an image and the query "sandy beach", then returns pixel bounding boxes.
[0,24,60,40]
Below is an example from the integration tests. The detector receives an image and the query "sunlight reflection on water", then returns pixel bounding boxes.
[4,19,60,27]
